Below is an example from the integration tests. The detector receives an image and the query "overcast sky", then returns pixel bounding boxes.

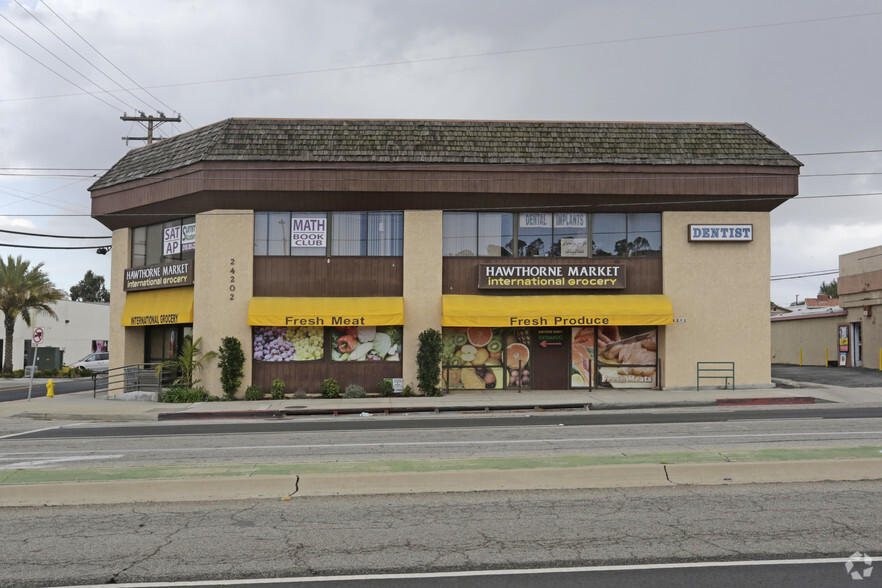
[1,0,880,306]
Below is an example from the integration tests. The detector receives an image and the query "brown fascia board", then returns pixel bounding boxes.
[90,161,800,222]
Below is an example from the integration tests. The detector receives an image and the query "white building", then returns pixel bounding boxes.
[3,300,109,370]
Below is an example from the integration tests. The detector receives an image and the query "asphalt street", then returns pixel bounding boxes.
[1,482,879,587]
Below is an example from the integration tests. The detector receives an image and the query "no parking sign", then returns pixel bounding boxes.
[32,327,44,344]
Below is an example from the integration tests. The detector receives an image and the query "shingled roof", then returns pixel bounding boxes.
[90,118,801,191]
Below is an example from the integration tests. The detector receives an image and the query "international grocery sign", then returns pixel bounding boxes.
[478,264,626,290]
[124,260,194,291]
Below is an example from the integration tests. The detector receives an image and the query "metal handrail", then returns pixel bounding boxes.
[92,363,169,398]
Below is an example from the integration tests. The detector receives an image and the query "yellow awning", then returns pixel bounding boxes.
[248,297,404,326]
[122,287,194,327]
[442,294,673,328]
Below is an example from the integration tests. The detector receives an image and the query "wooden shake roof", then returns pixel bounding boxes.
[90,118,801,191]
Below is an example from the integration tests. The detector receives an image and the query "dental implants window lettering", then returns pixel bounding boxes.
[443,212,660,258]
[252,326,402,362]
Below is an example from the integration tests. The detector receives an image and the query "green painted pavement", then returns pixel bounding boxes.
[1,446,880,485]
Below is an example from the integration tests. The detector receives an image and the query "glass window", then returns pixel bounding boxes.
[478,213,514,257]
[592,213,627,257]
[331,212,366,256]
[518,212,553,257]
[290,213,326,256]
[253,326,324,362]
[625,213,662,257]
[131,226,147,267]
[145,224,163,265]
[367,212,403,256]
[443,212,478,256]
[552,213,588,257]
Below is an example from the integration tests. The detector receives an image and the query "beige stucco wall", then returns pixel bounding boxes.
[193,210,254,397]
[402,210,443,388]
[771,315,843,366]
[109,228,144,380]
[662,211,771,388]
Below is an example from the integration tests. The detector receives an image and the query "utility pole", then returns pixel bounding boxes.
[121,112,182,145]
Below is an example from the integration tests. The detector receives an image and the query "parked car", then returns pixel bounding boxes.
[71,352,109,372]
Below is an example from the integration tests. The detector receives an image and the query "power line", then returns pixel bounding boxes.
[13,0,162,115]
[794,149,882,156]
[771,269,838,281]
[0,228,109,239]
[0,242,109,249]
[0,26,121,112]
[0,11,137,112]
[5,10,882,103]
[39,0,191,129]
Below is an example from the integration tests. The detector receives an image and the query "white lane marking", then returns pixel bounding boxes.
[0,425,71,440]
[0,431,880,458]
[0,455,123,469]
[62,558,864,586]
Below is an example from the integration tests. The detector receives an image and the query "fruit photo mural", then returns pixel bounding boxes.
[441,327,532,390]
[571,326,657,389]
[330,326,401,362]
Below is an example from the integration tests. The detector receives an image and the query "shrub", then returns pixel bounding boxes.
[244,385,264,401]
[344,384,367,398]
[402,384,415,397]
[293,388,308,399]
[218,336,246,400]
[320,378,340,398]
[162,386,209,403]
[270,378,286,400]
[376,379,394,397]
[417,328,442,396]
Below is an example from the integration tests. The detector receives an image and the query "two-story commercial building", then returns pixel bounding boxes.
[90,119,800,396]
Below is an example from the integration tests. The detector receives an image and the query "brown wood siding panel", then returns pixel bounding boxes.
[252,360,402,393]
[442,257,663,295]
[254,257,403,297]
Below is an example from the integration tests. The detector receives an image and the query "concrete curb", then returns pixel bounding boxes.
[2,458,880,507]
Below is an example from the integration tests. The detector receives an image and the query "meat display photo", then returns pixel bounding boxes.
[571,326,657,389]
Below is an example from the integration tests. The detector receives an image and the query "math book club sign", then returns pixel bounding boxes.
[124,260,194,292]
[478,264,626,290]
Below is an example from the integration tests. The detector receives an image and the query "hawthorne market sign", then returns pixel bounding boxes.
[124,260,194,292]
[478,264,625,290]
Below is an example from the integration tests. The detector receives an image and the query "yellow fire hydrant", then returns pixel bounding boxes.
[46,379,55,398]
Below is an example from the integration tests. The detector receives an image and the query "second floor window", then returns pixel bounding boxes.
[131,217,196,267]
[254,211,404,256]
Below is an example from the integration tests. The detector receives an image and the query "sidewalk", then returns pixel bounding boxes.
[3,379,882,422]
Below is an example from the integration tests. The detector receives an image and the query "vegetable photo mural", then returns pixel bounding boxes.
[330,326,401,362]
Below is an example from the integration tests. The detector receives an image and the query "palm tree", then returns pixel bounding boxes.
[0,256,65,373]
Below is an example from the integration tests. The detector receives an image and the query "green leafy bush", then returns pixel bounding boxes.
[218,336,246,400]
[270,378,286,399]
[244,385,264,401]
[320,378,340,398]
[402,384,415,397]
[162,386,209,403]
[376,379,394,397]
[417,328,442,396]
[344,384,366,398]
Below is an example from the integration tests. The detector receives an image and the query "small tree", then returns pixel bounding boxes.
[218,336,245,400]
[819,279,838,298]
[69,270,110,302]
[157,336,217,389]
[417,328,442,396]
